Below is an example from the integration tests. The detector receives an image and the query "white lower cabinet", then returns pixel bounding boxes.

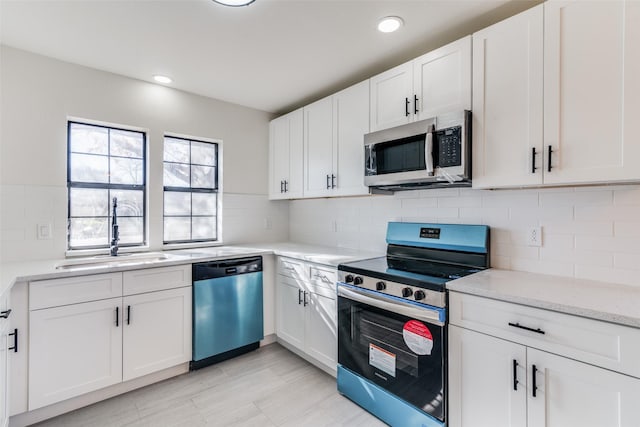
[276,258,337,374]
[449,292,640,427]
[27,265,192,411]
[29,298,123,410]
[122,287,191,382]
[0,290,12,427]
[277,278,305,350]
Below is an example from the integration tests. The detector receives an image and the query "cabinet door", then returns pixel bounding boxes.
[448,326,527,427]
[414,36,471,121]
[527,348,640,427]
[29,298,122,410]
[276,277,305,350]
[544,0,640,184]
[304,290,336,373]
[370,61,413,131]
[304,96,334,197]
[269,109,303,200]
[122,287,191,382]
[472,6,544,189]
[333,80,370,197]
[0,292,9,427]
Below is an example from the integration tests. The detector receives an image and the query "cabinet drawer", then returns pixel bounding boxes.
[277,257,307,280]
[123,265,191,295]
[449,292,640,378]
[309,266,336,290]
[30,273,123,310]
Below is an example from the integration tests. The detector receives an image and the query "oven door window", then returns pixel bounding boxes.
[337,295,444,422]
[373,134,427,175]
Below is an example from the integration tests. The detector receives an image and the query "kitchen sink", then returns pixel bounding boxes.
[55,252,171,270]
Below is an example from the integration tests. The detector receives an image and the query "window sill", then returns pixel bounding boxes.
[162,241,224,251]
[65,245,151,258]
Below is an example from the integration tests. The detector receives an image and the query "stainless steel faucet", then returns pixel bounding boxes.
[110,197,119,256]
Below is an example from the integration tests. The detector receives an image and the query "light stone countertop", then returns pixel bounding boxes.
[0,243,381,297]
[446,268,640,328]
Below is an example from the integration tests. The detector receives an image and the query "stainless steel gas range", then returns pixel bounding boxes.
[336,222,490,427]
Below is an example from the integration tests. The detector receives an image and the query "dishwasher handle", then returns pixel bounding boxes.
[193,256,263,281]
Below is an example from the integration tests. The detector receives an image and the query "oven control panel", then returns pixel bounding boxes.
[338,272,445,308]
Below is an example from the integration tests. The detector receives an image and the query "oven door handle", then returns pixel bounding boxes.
[338,285,444,326]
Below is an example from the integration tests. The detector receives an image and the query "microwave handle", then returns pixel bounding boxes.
[425,128,434,176]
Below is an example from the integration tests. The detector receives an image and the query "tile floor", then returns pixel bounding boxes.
[34,343,387,427]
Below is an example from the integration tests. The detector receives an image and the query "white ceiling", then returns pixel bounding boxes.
[0,0,539,114]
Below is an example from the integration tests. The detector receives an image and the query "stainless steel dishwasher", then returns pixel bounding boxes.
[191,256,263,370]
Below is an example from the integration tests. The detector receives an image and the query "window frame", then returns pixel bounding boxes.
[162,134,221,245]
[66,120,148,251]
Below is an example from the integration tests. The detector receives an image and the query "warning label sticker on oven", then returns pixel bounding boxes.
[369,343,396,378]
[403,320,434,355]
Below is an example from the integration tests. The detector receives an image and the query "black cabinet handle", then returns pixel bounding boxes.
[547,145,553,172]
[8,328,18,353]
[284,180,288,193]
[126,305,131,325]
[115,306,119,327]
[280,180,284,193]
[298,289,303,305]
[405,97,410,117]
[331,174,336,189]
[303,291,309,307]
[513,359,519,391]
[508,322,545,335]
[0,309,11,319]
[532,364,538,397]
[414,95,419,114]
[326,174,331,189]
[532,147,538,173]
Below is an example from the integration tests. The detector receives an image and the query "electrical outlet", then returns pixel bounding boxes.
[37,223,52,240]
[331,220,338,232]
[263,218,272,230]
[526,226,542,247]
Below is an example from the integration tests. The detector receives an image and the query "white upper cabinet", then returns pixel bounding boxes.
[269,109,303,200]
[369,62,413,131]
[303,80,370,198]
[304,97,334,197]
[473,1,640,188]
[332,80,370,197]
[472,5,544,189]
[414,36,472,121]
[370,36,471,132]
[543,0,640,185]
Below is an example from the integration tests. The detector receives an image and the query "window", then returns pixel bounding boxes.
[67,121,146,250]
[163,136,219,244]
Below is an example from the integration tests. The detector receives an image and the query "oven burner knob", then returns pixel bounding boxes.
[344,274,354,283]
[376,281,386,291]
[414,290,426,301]
[353,276,364,286]
[402,287,413,298]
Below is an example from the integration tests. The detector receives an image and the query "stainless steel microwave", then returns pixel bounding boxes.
[364,110,471,190]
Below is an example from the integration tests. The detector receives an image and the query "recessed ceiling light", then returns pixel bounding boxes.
[153,75,172,84]
[377,16,404,33]
[212,0,256,6]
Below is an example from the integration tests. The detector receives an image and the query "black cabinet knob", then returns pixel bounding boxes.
[376,281,386,291]
[353,276,364,285]
[414,290,426,301]
[402,287,413,297]
[344,274,354,283]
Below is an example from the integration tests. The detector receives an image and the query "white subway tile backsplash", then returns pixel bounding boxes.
[613,186,640,206]
[289,184,640,287]
[614,221,640,237]
[576,205,640,221]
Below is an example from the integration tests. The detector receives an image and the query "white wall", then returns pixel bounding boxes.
[0,46,288,262]
[289,185,640,287]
